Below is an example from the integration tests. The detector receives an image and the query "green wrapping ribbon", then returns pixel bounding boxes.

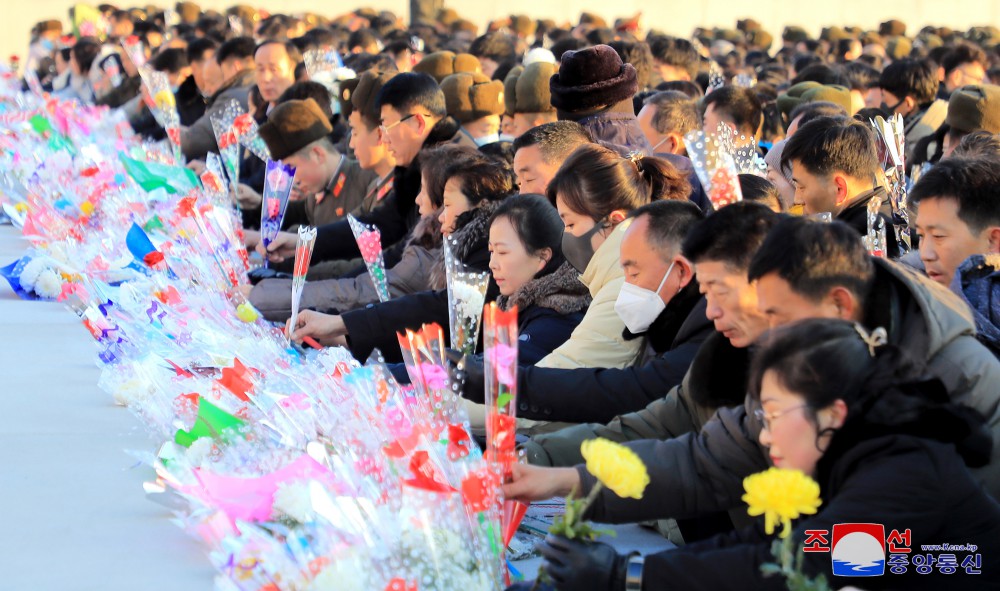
[119,152,199,194]
[174,397,246,447]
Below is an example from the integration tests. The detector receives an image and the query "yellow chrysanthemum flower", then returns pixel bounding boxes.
[742,468,822,538]
[581,438,649,500]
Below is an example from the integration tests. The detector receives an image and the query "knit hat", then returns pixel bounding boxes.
[504,62,556,115]
[764,139,792,184]
[352,69,398,122]
[886,36,912,60]
[413,51,481,83]
[259,98,334,161]
[337,77,361,119]
[779,83,852,120]
[879,19,907,38]
[946,84,1000,134]
[176,1,201,24]
[441,72,505,123]
[549,44,638,112]
[783,26,809,44]
[523,47,556,66]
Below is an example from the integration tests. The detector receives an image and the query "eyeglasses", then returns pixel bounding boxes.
[754,404,809,431]
[379,114,416,134]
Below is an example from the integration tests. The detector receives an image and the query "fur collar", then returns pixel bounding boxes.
[498,261,591,314]
[685,331,751,410]
[429,200,503,286]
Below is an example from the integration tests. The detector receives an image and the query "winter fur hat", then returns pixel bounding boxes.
[778,83,852,120]
[879,19,907,38]
[783,26,809,43]
[258,98,334,160]
[504,62,556,115]
[176,2,201,24]
[413,51,481,83]
[441,71,505,123]
[337,77,361,119]
[946,84,1000,134]
[886,36,912,60]
[352,70,398,123]
[550,44,638,112]
[747,29,773,51]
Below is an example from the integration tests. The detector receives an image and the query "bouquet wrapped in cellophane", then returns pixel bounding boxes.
[259,160,297,269]
[444,236,490,355]
[347,214,390,302]
[0,91,518,590]
[870,113,911,253]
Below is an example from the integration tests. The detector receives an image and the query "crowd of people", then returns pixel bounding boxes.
[21,2,1000,588]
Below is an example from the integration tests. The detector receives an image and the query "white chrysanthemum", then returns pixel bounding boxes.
[308,551,367,591]
[397,526,489,591]
[185,437,215,466]
[451,280,487,320]
[34,269,64,299]
[272,480,315,524]
[17,258,48,290]
[111,377,153,406]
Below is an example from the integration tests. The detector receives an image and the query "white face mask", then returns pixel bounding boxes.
[614,261,675,334]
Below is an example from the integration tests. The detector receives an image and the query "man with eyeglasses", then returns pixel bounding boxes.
[259,72,476,267]
[510,213,1000,573]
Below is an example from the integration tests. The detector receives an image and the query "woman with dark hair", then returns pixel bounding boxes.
[538,142,690,369]
[289,147,516,364]
[487,194,591,364]
[506,319,1000,589]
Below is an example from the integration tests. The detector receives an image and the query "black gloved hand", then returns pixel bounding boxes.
[538,535,629,591]
[445,348,486,403]
[505,582,554,591]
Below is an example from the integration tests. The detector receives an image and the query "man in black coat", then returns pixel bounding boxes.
[782,115,900,258]
[455,200,713,428]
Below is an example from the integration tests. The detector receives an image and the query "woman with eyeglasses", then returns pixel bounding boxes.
[506,319,1000,590]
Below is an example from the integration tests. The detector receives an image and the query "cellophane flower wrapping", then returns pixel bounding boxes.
[210,99,243,200]
[303,49,356,113]
[444,236,490,355]
[1,90,512,591]
[260,160,296,268]
[139,68,184,165]
[685,123,765,210]
[288,226,317,343]
[861,195,888,258]
[232,111,271,163]
[347,214,390,302]
[870,114,911,252]
[482,303,525,584]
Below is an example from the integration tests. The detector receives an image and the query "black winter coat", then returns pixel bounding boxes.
[310,116,477,264]
[514,282,714,423]
[635,430,1000,589]
[340,200,501,363]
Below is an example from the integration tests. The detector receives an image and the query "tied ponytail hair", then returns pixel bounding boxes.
[548,143,692,220]
[626,151,692,203]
